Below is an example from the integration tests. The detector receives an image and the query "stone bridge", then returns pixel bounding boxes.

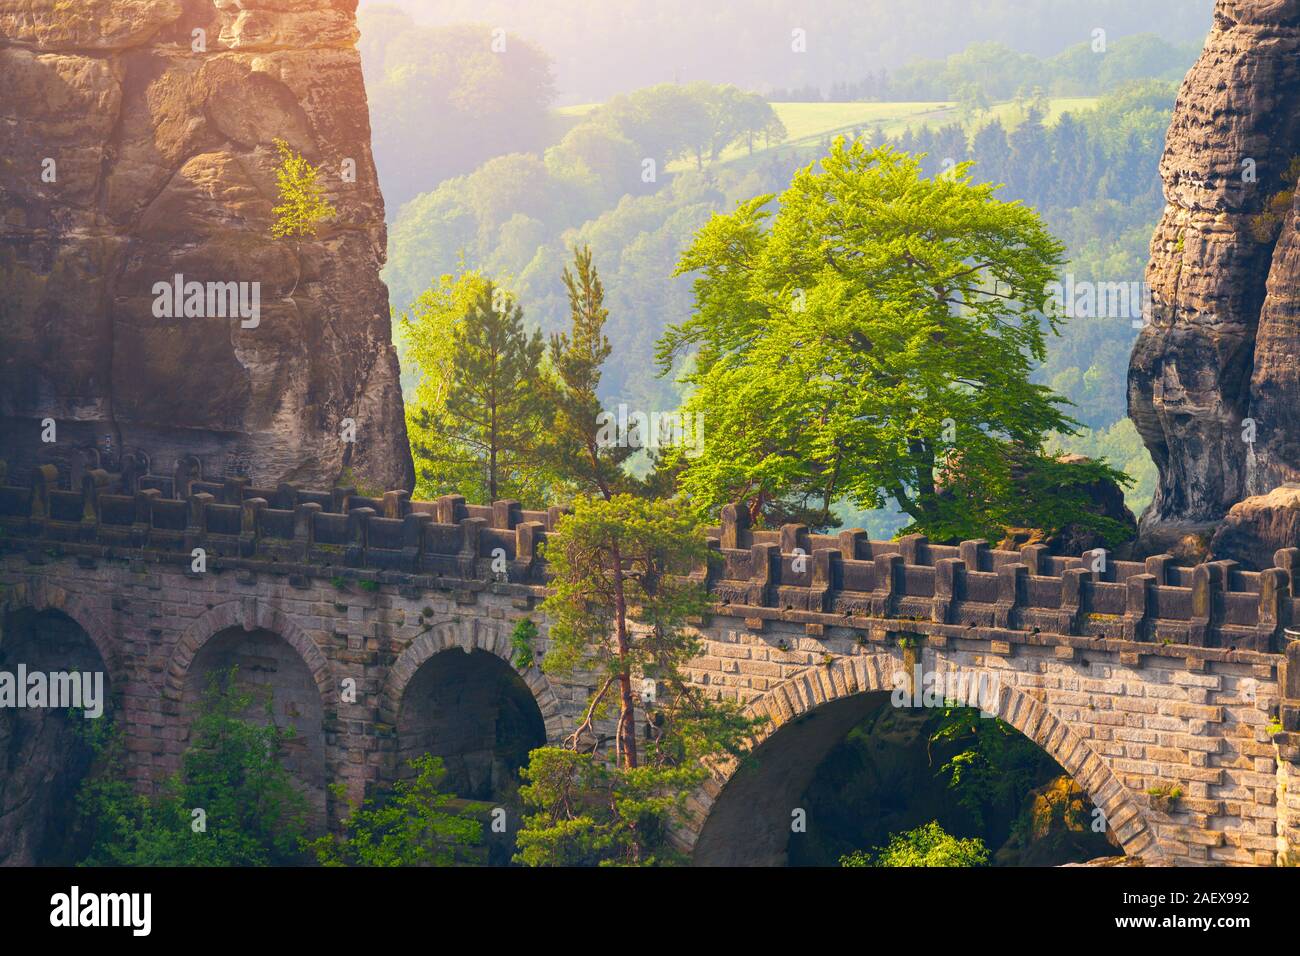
[2,454,1299,866]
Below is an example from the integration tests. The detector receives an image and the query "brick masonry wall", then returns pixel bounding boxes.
[677,618,1284,865]
[2,552,1297,865]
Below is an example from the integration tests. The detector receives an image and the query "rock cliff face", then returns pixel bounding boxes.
[1129,1,1300,549]
[0,0,413,491]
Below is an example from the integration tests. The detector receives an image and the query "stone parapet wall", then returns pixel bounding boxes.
[3,454,1300,864]
[3,459,1298,656]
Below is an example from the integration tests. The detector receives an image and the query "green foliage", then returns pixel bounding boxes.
[306,755,483,866]
[840,821,989,867]
[513,748,700,866]
[595,82,786,172]
[536,245,637,500]
[539,494,708,683]
[929,708,1058,829]
[515,495,762,865]
[886,34,1196,102]
[657,139,1101,540]
[510,617,539,669]
[1049,418,1156,515]
[385,56,1182,538]
[1146,783,1183,799]
[400,271,551,504]
[1249,156,1300,243]
[76,669,311,866]
[270,139,336,240]
[998,450,1135,549]
[336,466,384,499]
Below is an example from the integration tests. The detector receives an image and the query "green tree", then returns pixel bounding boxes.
[270,138,336,240]
[1008,107,1052,205]
[694,84,788,162]
[514,495,760,865]
[970,118,1012,186]
[538,245,636,501]
[76,669,311,866]
[657,139,1122,541]
[840,821,989,867]
[401,273,548,504]
[599,84,712,172]
[956,82,990,120]
[928,708,1060,829]
[306,755,484,866]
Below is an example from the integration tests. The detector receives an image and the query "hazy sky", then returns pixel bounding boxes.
[362,0,1216,103]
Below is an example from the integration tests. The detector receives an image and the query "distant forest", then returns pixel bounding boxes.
[362,0,1214,103]
[362,3,1188,533]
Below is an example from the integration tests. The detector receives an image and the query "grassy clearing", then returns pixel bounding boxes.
[665,100,957,171]
[551,96,1102,173]
[982,96,1099,131]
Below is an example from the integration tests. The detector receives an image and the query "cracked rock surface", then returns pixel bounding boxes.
[1130,0,1300,547]
[0,0,413,490]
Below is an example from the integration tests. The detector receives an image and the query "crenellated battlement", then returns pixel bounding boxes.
[1,453,1298,655]
[4,452,1300,866]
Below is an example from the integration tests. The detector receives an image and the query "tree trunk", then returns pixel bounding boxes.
[611,541,638,769]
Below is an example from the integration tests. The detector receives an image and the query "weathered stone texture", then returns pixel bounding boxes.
[1211,484,1300,570]
[1130,1,1300,543]
[3,548,1296,866]
[0,0,413,491]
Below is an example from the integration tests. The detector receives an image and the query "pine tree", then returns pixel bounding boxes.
[513,496,761,866]
[1008,108,1051,206]
[403,274,548,504]
[539,245,635,502]
[971,118,1012,188]
[1049,113,1089,209]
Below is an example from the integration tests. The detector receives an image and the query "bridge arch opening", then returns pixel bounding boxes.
[396,647,546,863]
[0,607,112,865]
[181,626,329,823]
[397,647,546,797]
[692,666,1129,867]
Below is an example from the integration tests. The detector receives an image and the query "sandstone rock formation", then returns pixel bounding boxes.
[996,453,1137,556]
[1129,1,1300,550]
[1210,483,1300,570]
[0,0,414,491]
[992,776,1121,867]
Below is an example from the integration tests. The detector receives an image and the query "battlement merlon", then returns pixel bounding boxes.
[2,456,1299,658]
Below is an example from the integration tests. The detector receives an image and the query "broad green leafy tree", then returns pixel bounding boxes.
[929,708,1062,829]
[401,273,549,505]
[514,495,760,866]
[657,139,1125,542]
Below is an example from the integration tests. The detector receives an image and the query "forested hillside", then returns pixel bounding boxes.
[364,0,1213,103]
[365,5,1183,531]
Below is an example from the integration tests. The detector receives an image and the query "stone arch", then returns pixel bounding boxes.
[0,578,122,689]
[382,618,560,865]
[380,617,563,740]
[162,597,334,715]
[0,601,115,864]
[163,598,334,823]
[683,653,1157,866]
